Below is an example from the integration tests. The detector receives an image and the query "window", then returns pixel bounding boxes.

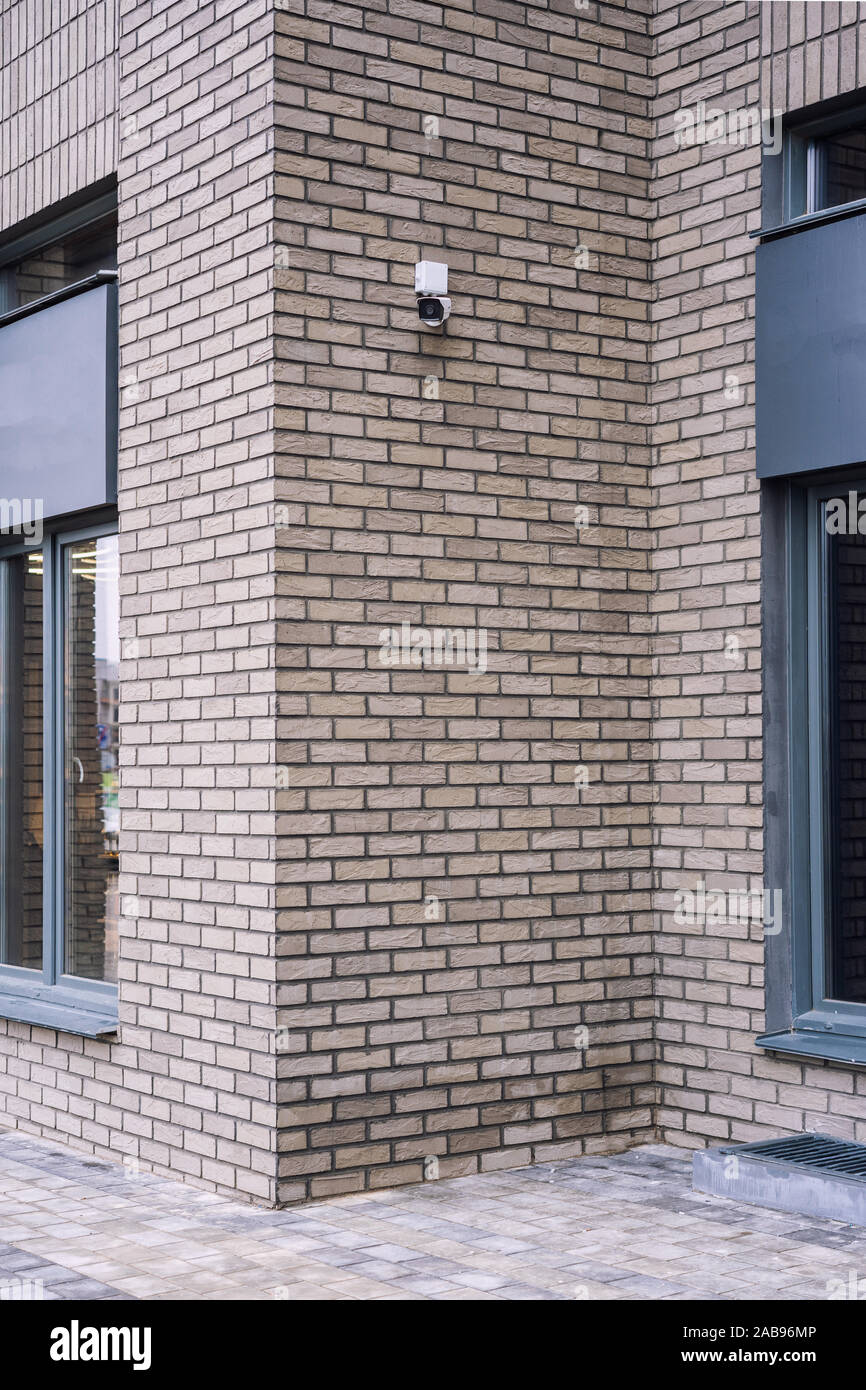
[0,525,119,1029]
[786,109,866,219]
[761,477,866,1061]
[0,184,116,316]
[0,186,118,1033]
[816,508,866,1004]
[1,552,44,970]
[11,212,117,309]
[800,484,866,1021]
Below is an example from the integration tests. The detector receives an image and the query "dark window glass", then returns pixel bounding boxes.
[823,126,866,210]
[12,212,117,308]
[825,526,866,1003]
[1,552,44,969]
[64,535,119,983]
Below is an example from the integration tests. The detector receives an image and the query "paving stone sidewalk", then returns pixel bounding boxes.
[0,1127,862,1300]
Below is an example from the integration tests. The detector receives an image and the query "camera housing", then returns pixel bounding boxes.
[415,260,451,328]
[417,295,452,327]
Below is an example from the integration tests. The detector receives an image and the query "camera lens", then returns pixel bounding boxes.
[418,297,442,323]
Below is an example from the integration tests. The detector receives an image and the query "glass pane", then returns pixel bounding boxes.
[64,535,119,983]
[821,126,866,210]
[787,135,808,218]
[825,520,866,1003]
[13,212,117,308]
[0,552,44,969]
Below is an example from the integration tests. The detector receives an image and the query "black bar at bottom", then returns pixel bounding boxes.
[1,1296,861,1377]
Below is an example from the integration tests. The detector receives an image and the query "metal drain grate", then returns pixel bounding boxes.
[721,1132,866,1178]
[695,1132,866,1225]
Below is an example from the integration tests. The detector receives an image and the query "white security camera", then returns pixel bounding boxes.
[415,260,451,327]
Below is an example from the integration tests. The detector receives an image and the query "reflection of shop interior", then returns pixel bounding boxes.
[96,659,119,986]
[68,544,110,982]
[68,542,119,985]
[96,658,119,840]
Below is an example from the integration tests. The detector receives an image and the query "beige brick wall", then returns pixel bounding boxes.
[762,0,866,114]
[653,0,866,1151]
[651,0,764,1148]
[0,0,117,229]
[272,0,657,1203]
[0,0,281,1206]
[113,0,278,1202]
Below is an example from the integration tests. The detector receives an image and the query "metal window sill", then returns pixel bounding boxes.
[0,990,118,1038]
[757,1029,866,1067]
[753,195,866,241]
[0,270,118,328]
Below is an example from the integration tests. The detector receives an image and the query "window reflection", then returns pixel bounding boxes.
[825,126,866,211]
[13,213,117,307]
[64,535,119,982]
[1,553,44,969]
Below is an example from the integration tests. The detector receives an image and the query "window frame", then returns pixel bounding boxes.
[0,182,116,317]
[762,475,866,1059]
[800,481,866,1035]
[783,101,866,223]
[0,517,119,1024]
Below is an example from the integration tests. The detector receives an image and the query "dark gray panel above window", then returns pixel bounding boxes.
[0,275,118,522]
[756,212,866,478]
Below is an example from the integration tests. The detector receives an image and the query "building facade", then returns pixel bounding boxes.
[1,0,866,1209]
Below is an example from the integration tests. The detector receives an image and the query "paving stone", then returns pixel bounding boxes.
[3,1131,866,1300]
[609,1275,693,1298]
